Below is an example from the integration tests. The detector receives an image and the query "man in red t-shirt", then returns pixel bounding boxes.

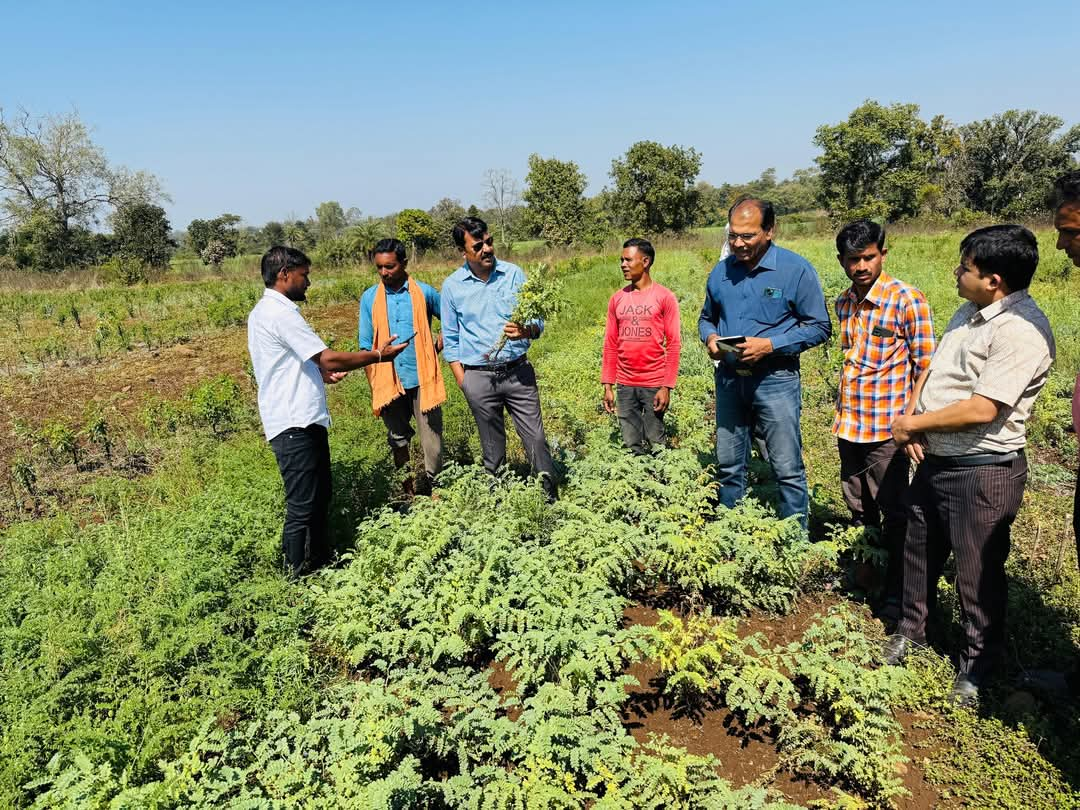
[602,238,682,454]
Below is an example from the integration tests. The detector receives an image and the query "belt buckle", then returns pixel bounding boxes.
[735,367,752,377]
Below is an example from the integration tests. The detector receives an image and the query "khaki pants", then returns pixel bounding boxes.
[381,387,443,478]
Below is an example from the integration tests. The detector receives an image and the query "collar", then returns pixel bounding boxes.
[973,289,1029,323]
[264,288,299,310]
[842,273,893,307]
[384,278,411,294]
[732,242,778,273]
[461,259,504,283]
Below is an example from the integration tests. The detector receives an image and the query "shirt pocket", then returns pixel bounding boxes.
[856,322,904,370]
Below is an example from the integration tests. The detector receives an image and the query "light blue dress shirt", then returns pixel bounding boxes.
[440,260,544,366]
[357,278,440,390]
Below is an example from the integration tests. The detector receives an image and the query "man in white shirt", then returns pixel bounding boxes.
[247,246,406,578]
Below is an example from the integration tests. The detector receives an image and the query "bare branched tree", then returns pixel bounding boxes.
[483,168,521,250]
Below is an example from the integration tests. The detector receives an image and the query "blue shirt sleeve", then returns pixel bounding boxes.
[768,260,832,354]
[440,278,460,362]
[357,287,376,351]
[423,282,441,325]
[698,264,722,343]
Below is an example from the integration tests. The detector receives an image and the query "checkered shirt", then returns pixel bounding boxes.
[832,273,936,443]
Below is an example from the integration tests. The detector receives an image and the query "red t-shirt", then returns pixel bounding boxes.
[601,282,681,388]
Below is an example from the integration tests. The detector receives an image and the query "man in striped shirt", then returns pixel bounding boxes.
[832,220,935,623]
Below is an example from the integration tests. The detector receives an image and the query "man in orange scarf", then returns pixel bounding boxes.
[358,238,446,495]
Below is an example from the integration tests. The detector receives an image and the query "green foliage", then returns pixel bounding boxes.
[779,607,913,807]
[814,100,957,222]
[187,214,241,260]
[396,208,438,257]
[608,141,702,234]
[523,154,591,246]
[314,199,347,243]
[112,202,174,268]
[183,375,251,435]
[487,263,563,360]
[958,110,1080,218]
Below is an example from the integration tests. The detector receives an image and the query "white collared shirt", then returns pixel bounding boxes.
[918,290,1055,455]
[247,288,330,441]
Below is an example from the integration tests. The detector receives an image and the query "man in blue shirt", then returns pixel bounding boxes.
[698,197,831,529]
[441,216,557,500]
[358,238,444,495]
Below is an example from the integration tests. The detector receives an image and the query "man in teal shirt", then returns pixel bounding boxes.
[358,238,443,494]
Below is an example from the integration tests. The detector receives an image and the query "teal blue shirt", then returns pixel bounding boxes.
[357,278,440,389]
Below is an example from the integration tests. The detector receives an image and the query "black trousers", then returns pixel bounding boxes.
[838,438,911,604]
[269,424,332,578]
[897,452,1027,682]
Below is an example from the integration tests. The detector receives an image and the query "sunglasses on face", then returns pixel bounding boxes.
[470,236,495,252]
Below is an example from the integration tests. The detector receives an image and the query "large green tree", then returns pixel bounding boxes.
[814,100,956,221]
[957,110,1080,218]
[0,109,164,270]
[187,214,241,261]
[112,203,174,267]
[428,197,467,250]
[396,208,437,258]
[314,201,347,244]
[523,154,589,246]
[608,141,702,233]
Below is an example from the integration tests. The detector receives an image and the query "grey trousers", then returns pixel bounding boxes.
[460,360,556,498]
[380,386,444,477]
[616,385,665,455]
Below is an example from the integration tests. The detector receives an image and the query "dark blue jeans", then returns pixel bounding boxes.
[269,424,332,578]
[714,366,808,530]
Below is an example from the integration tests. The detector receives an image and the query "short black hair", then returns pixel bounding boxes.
[261,245,310,287]
[622,237,655,267]
[1054,170,1080,205]
[452,216,488,250]
[372,237,407,264]
[728,196,775,231]
[836,219,886,257]
[959,224,1039,292]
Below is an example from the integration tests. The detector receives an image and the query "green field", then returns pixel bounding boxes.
[1,232,1078,807]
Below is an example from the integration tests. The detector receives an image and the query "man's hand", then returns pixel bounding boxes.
[705,335,728,361]
[320,367,348,384]
[737,336,773,364]
[653,386,671,414]
[891,414,919,446]
[903,437,927,462]
[378,336,408,361]
[504,322,536,341]
[602,384,616,414]
[450,361,465,387]
[435,332,444,353]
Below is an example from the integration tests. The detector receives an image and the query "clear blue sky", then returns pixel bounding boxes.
[4,0,1078,230]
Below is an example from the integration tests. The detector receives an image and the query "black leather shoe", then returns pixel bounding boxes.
[883,634,918,667]
[949,674,980,708]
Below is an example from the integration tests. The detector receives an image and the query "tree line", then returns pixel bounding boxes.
[1,101,1076,274]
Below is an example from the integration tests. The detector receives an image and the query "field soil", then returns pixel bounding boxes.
[0,302,360,476]
[618,593,943,808]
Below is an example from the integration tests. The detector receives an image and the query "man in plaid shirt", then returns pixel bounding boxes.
[832,220,935,623]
